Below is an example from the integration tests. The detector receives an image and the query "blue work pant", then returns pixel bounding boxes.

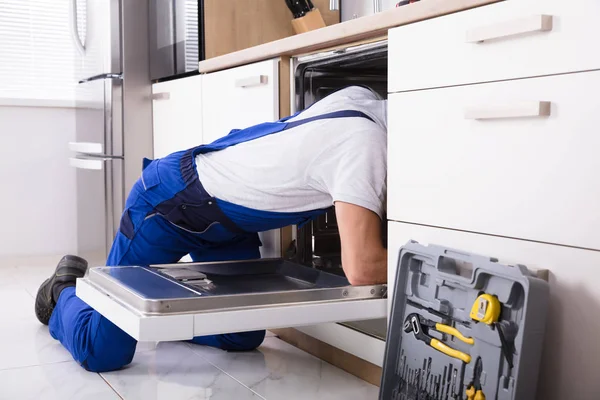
[48,155,266,372]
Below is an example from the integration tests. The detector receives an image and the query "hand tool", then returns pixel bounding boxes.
[470,294,501,324]
[465,357,485,400]
[441,366,448,400]
[451,369,457,399]
[420,359,427,397]
[404,313,474,363]
[435,376,441,400]
[470,293,514,368]
[445,364,452,400]
[408,299,471,327]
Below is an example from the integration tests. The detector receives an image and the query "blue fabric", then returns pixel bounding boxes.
[49,211,265,372]
[48,107,373,372]
[216,198,327,232]
[48,287,137,372]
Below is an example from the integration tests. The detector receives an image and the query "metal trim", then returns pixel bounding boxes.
[83,262,387,316]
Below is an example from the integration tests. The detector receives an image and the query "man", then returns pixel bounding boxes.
[34,85,388,372]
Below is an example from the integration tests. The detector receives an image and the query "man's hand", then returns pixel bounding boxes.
[334,201,387,286]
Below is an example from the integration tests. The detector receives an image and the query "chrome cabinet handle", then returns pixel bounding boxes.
[235,75,268,88]
[466,15,553,44]
[78,73,123,84]
[464,101,551,120]
[151,92,171,100]
[330,0,339,11]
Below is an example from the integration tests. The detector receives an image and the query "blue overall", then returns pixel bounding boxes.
[48,109,373,372]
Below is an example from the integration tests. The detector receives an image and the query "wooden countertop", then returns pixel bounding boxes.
[197,0,500,73]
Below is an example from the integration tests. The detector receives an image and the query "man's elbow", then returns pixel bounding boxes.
[346,272,376,286]
[343,258,387,286]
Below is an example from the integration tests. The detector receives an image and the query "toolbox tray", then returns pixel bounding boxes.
[379,241,549,400]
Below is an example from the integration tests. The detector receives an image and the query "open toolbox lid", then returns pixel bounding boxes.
[379,241,550,400]
[76,259,387,342]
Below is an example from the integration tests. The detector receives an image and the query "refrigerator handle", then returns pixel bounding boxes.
[79,73,123,84]
[69,0,86,56]
[70,157,106,170]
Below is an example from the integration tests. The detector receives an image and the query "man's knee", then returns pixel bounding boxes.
[80,317,138,373]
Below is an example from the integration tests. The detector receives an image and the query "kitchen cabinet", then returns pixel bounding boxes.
[201,59,280,144]
[202,58,283,258]
[151,75,203,158]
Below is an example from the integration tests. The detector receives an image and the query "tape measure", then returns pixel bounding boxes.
[469,293,501,325]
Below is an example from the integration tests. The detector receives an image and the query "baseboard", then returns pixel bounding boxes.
[270,328,383,387]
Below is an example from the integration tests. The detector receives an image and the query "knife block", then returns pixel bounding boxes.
[291,9,327,34]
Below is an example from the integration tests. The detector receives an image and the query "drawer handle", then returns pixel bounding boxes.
[151,92,170,101]
[235,75,268,88]
[465,101,551,120]
[466,15,553,43]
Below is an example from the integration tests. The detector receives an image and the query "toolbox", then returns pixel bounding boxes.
[379,241,549,400]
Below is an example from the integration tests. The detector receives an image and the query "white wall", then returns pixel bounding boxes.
[0,106,77,260]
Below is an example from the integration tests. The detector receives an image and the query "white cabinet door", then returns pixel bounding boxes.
[202,59,279,144]
[201,59,281,258]
[387,221,600,400]
[152,75,203,158]
[388,70,600,250]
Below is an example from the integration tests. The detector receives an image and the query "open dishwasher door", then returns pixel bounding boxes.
[76,259,387,342]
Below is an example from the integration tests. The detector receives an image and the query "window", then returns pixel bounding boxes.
[0,0,81,105]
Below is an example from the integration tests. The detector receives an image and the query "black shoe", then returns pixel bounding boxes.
[35,255,89,325]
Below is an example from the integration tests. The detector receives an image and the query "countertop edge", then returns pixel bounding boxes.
[197,0,501,74]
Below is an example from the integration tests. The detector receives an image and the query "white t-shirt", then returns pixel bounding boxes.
[195,86,387,219]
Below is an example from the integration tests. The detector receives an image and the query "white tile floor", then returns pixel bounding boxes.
[0,259,380,400]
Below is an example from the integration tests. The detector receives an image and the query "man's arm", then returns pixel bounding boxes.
[334,201,387,285]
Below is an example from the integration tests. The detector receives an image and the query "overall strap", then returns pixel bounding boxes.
[283,110,374,130]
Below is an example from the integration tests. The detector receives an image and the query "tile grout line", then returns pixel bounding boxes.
[0,359,73,373]
[99,372,126,400]
[183,342,268,400]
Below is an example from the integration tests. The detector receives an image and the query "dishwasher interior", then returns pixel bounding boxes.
[290,41,389,340]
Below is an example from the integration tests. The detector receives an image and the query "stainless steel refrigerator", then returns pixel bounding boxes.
[68,0,153,265]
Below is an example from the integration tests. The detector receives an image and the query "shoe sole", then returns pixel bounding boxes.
[35,278,54,325]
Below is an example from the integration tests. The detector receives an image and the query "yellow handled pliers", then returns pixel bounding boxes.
[403,313,474,364]
[466,357,486,400]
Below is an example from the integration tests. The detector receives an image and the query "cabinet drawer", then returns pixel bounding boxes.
[388,70,600,250]
[388,0,600,92]
[387,221,600,400]
[202,59,279,144]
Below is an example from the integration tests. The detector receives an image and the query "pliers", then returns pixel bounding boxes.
[466,357,486,400]
[403,313,474,364]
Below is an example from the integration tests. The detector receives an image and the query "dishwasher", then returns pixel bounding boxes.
[289,40,389,340]
[75,41,390,345]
